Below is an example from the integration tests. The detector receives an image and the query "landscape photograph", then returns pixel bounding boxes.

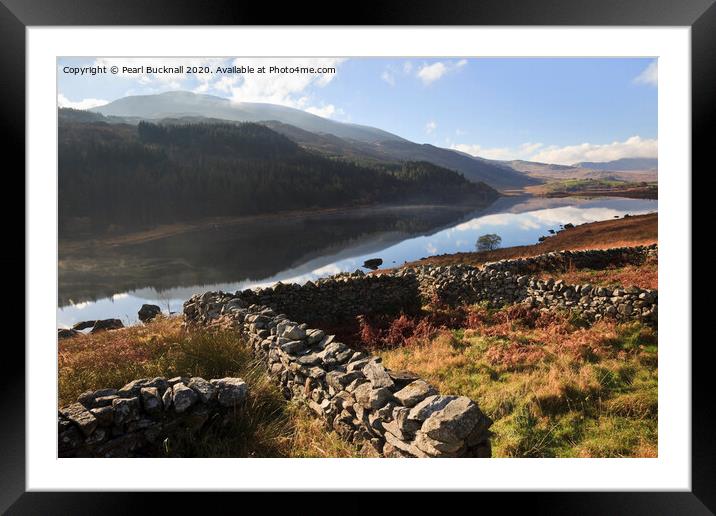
[57,57,658,459]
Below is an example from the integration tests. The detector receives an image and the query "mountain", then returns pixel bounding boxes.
[573,157,658,171]
[491,157,658,183]
[503,160,577,173]
[259,121,536,190]
[87,91,537,190]
[90,91,405,145]
[58,119,499,233]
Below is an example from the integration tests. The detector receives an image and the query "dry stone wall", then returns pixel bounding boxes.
[482,244,657,276]
[59,246,655,458]
[58,376,247,457]
[224,273,421,325]
[179,246,656,457]
[183,298,493,458]
[401,244,657,324]
[215,245,657,326]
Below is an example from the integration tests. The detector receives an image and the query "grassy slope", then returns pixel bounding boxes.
[59,317,368,458]
[402,212,657,269]
[377,216,659,457]
[377,304,657,458]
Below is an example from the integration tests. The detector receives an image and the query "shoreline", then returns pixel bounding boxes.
[398,212,657,269]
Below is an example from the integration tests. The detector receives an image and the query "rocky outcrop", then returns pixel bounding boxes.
[68,318,125,334]
[58,376,247,457]
[90,318,124,332]
[59,318,127,339]
[183,297,493,458]
[58,328,80,339]
[138,304,162,323]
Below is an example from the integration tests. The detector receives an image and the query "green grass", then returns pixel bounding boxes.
[379,306,658,458]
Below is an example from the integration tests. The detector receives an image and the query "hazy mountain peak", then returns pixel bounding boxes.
[84,90,540,190]
[90,90,406,145]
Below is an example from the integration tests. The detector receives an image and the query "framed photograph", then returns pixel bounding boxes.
[6,0,708,510]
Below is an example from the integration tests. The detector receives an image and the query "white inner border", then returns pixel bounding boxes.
[27,27,691,491]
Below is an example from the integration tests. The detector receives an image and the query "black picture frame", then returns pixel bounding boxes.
[4,0,707,511]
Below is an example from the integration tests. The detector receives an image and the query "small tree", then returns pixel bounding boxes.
[476,233,502,252]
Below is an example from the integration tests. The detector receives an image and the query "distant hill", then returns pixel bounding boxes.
[503,160,577,173]
[492,157,658,184]
[573,157,658,171]
[84,91,536,191]
[58,119,499,233]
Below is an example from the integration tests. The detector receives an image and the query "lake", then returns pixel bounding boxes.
[58,196,657,327]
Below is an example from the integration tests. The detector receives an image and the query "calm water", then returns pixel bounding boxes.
[58,196,657,327]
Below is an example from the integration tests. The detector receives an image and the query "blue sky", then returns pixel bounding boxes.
[58,57,657,165]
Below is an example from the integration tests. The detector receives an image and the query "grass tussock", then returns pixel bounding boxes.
[58,316,364,458]
[378,305,657,458]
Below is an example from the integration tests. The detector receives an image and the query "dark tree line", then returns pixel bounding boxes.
[59,121,498,233]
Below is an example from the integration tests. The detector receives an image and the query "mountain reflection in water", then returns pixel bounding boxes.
[58,196,657,326]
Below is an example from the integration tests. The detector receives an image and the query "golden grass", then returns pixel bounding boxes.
[58,317,363,458]
[59,303,658,458]
[538,262,658,290]
[378,306,658,458]
[402,213,657,269]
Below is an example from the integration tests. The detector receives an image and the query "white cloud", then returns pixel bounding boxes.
[305,104,343,118]
[57,93,108,110]
[450,141,543,161]
[84,57,348,119]
[450,136,657,165]
[381,61,417,87]
[451,143,510,160]
[530,136,658,165]
[416,59,467,85]
[381,70,395,86]
[425,120,437,134]
[519,142,544,156]
[417,62,447,85]
[222,58,347,119]
[634,60,658,86]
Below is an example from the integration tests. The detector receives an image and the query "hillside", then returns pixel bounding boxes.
[83,91,536,190]
[575,157,657,171]
[498,158,658,183]
[58,119,499,233]
[402,212,657,268]
[90,91,404,144]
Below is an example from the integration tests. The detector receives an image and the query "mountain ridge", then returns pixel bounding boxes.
[58,119,500,232]
[90,91,407,145]
[85,91,537,190]
[573,157,658,171]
